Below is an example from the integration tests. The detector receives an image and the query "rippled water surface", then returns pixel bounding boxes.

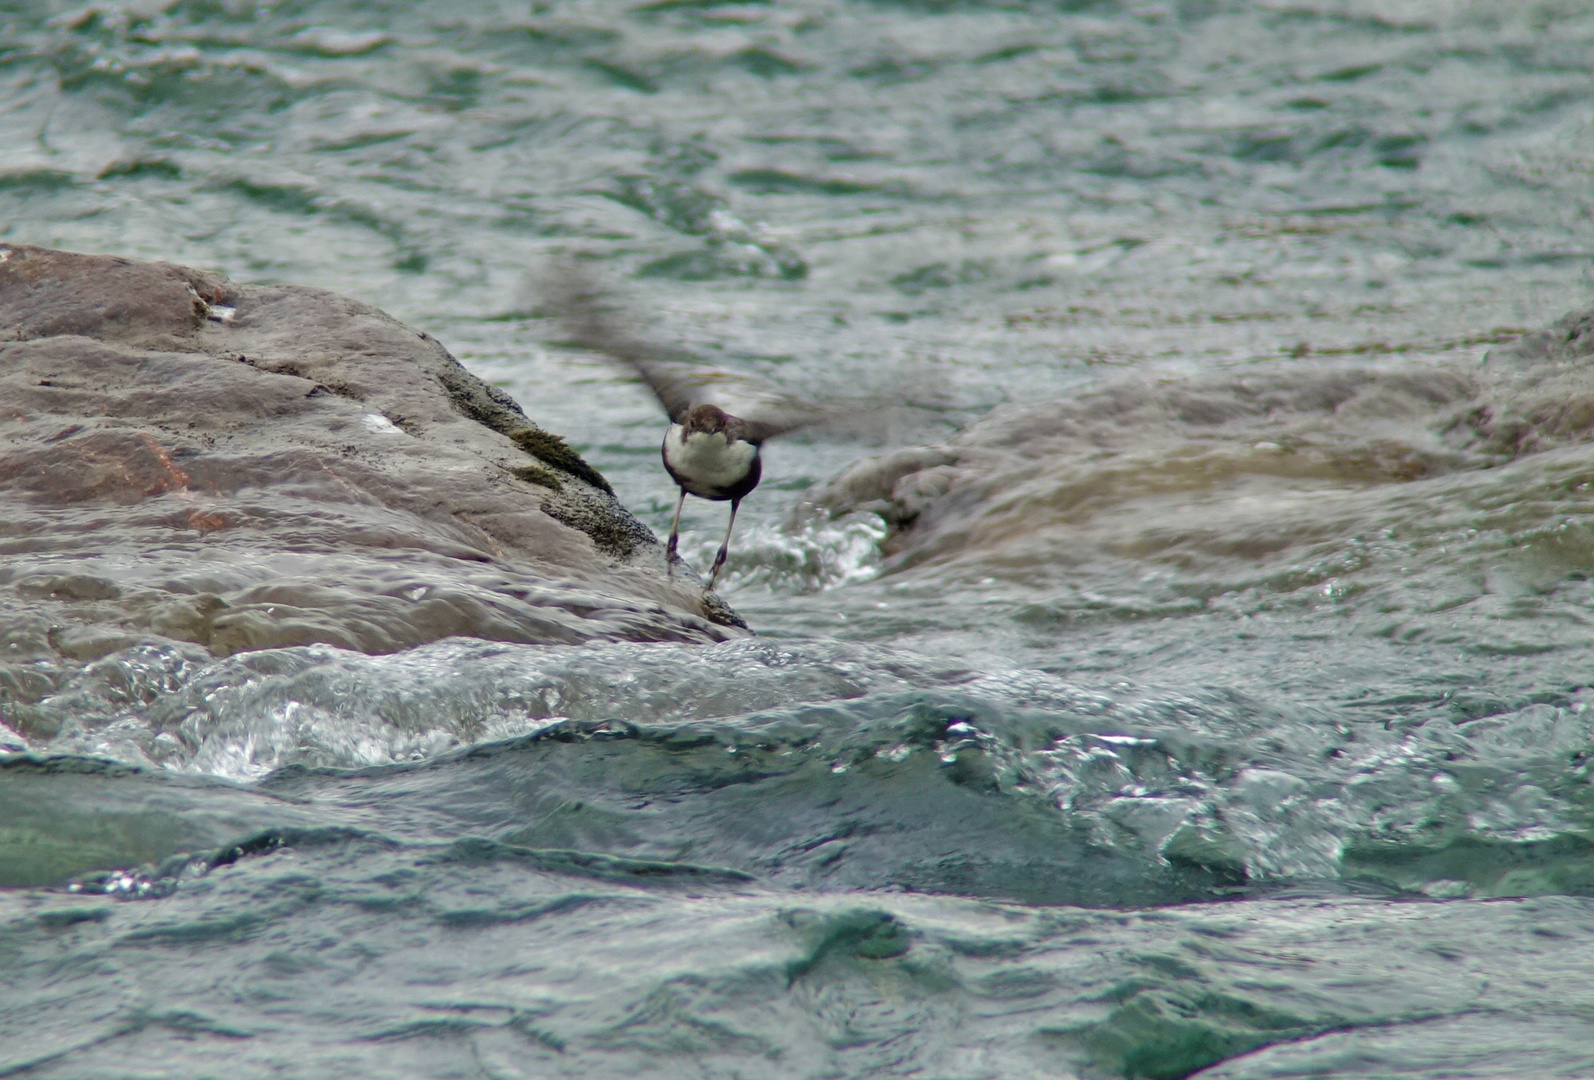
[6,0,1594,1076]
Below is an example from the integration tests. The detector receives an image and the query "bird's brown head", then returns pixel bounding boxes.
[683,403,730,435]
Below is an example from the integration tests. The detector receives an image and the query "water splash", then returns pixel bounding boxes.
[679,511,888,594]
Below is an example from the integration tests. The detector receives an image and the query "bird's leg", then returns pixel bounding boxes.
[665,488,686,575]
[708,498,740,591]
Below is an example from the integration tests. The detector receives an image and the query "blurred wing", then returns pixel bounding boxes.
[546,261,827,439]
[690,368,828,443]
[544,262,698,423]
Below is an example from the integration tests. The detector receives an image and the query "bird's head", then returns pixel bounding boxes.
[683,403,731,435]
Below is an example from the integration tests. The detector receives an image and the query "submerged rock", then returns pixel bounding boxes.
[0,244,745,714]
[802,306,1594,582]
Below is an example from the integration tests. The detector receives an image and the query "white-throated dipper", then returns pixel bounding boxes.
[548,266,826,590]
[659,400,771,589]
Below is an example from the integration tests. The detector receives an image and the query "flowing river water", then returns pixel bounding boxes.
[5,1,1594,1076]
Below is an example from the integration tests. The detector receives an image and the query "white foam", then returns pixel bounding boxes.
[361,413,402,435]
[681,511,887,594]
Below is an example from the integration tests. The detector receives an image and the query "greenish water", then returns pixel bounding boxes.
[5,0,1594,1076]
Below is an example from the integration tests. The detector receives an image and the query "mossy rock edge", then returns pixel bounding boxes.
[509,427,614,495]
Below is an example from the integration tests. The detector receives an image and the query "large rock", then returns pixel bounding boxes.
[0,244,745,711]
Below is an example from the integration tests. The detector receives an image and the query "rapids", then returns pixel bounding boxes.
[5,0,1594,1076]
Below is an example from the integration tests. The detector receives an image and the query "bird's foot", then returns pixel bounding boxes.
[707,544,729,590]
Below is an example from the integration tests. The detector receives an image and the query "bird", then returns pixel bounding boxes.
[546,265,829,590]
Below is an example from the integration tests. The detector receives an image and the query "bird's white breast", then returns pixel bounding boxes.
[663,425,758,492]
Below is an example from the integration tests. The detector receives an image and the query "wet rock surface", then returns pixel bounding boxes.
[0,244,745,712]
[802,324,1594,577]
